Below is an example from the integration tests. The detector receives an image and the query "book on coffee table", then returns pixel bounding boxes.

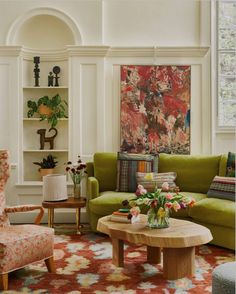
[110,210,131,223]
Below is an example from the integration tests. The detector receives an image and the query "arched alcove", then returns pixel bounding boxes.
[6,7,82,48]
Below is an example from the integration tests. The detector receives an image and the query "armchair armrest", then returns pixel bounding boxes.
[5,205,44,225]
[87,177,99,200]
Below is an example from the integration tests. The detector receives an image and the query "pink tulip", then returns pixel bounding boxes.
[172,201,181,212]
[135,184,147,196]
[151,199,158,208]
[166,193,173,200]
[162,182,169,191]
[165,202,172,209]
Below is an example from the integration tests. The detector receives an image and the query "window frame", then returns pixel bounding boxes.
[215,0,236,131]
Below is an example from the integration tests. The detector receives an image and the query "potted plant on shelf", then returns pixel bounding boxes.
[27,94,68,127]
[33,154,58,179]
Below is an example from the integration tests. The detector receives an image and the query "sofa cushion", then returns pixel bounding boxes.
[226,152,235,177]
[189,198,235,229]
[136,172,177,192]
[116,152,158,192]
[158,153,222,193]
[207,176,235,201]
[89,191,135,215]
[94,153,117,192]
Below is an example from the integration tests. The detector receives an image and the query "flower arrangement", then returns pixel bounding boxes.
[122,182,195,228]
[65,155,87,197]
[65,155,87,184]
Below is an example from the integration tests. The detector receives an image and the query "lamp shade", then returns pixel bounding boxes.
[43,174,68,201]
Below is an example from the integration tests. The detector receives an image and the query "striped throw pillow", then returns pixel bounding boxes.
[116,152,158,192]
[207,176,235,201]
[136,172,177,192]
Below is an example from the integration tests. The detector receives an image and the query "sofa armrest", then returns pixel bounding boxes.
[87,176,99,200]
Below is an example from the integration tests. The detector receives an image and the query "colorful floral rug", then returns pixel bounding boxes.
[4,229,235,294]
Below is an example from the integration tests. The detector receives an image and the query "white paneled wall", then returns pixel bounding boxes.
[0,62,10,150]
[0,0,234,225]
[81,63,98,155]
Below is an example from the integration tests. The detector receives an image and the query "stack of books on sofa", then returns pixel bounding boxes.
[110,209,131,223]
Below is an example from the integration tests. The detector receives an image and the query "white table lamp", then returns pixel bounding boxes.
[43,174,68,201]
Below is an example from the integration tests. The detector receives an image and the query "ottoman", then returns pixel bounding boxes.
[212,261,236,294]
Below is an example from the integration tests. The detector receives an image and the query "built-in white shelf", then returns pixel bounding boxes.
[23,118,68,121]
[23,86,68,89]
[23,149,68,153]
[16,181,72,187]
[21,57,69,183]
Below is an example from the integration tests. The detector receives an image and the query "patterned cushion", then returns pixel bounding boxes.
[226,152,235,177]
[0,225,54,273]
[207,176,235,201]
[116,152,158,192]
[136,172,177,192]
[0,150,10,227]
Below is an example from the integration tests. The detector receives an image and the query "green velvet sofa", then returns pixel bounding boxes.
[87,152,235,250]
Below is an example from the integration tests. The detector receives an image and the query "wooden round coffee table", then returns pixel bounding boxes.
[97,215,212,280]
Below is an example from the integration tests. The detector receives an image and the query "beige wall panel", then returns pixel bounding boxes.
[104,0,200,46]
[0,63,10,149]
[80,64,97,155]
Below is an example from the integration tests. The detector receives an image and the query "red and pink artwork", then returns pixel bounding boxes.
[120,65,191,154]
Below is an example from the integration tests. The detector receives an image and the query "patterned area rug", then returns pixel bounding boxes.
[5,229,235,294]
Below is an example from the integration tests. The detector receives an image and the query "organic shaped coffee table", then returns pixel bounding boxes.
[97,215,212,280]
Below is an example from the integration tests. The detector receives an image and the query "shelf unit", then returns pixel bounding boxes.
[21,56,69,183]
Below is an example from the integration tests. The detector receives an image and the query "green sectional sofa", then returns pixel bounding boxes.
[87,152,235,250]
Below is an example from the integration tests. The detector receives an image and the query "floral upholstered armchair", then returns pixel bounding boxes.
[0,150,55,290]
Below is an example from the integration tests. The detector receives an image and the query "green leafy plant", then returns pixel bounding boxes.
[33,154,58,169]
[27,94,68,127]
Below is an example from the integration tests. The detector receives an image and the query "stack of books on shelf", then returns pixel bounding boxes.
[110,209,131,223]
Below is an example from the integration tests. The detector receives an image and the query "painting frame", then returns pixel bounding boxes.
[120,65,191,154]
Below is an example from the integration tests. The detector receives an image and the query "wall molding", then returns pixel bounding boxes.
[1,45,210,60]
[67,45,110,57]
[0,46,22,56]
[108,46,209,58]
[21,47,68,61]
[154,47,209,57]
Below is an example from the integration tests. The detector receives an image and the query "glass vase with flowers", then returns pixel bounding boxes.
[65,155,87,198]
[122,182,195,228]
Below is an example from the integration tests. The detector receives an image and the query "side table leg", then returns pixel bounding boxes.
[112,238,124,267]
[76,208,81,234]
[163,247,195,279]
[48,208,54,228]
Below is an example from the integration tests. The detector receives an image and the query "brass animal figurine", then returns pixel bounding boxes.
[37,128,58,150]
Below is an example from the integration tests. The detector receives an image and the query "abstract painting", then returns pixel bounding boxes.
[120,65,191,154]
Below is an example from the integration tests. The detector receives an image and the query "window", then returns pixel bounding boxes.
[217,0,236,127]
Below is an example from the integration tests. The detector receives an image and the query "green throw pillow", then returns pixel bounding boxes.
[116,152,158,192]
[226,152,235,177]
[207,176,235,201]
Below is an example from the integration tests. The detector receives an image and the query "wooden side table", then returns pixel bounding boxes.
[42,197,86,234]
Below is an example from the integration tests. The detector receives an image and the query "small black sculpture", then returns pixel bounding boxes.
[53,66,60,87]
[33,56,40,87]
[37,127,58,150]
[48,72,54,87]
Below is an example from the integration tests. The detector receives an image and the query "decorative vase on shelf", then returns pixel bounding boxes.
[73,183,81,199]
[147,207,169,229]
